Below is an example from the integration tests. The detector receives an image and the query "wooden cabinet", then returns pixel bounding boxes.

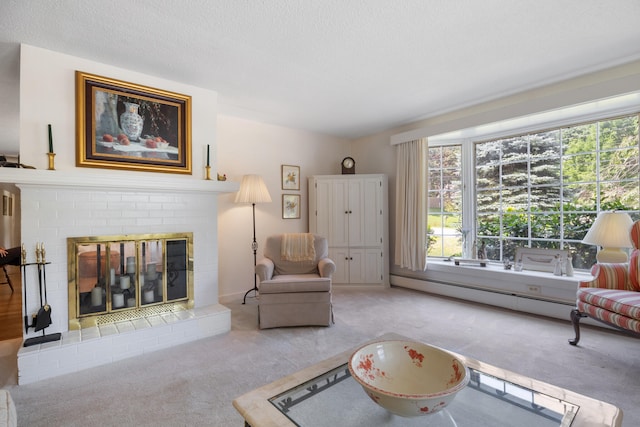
[309,174,388,285]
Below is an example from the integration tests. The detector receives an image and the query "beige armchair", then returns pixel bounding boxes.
[255,233,335,329]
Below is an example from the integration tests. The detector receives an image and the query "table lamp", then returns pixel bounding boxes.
[582,211,633,263]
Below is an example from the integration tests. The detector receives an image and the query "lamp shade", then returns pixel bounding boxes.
[234,174,272,204]
[582,211,633,262]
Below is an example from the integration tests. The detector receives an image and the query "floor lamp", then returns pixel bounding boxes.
[235,174,272,304]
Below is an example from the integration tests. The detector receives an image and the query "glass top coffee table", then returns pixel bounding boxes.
[233,333,622,426]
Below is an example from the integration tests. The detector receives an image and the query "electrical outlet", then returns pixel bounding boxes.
[527,285,541,294]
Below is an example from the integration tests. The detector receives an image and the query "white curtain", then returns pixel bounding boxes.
[394,138,427,271]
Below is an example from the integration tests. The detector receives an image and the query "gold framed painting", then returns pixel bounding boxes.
[282,194,301,219]
[76,71,192,174]
[281,164,300,190]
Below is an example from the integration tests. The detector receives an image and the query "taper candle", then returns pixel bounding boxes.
[48,124,53,153]
[206,144,210,167]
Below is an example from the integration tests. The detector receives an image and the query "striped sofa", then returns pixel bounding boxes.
[569,221,640,345]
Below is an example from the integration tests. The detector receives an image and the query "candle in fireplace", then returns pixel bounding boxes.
[112,293,124,308]
[144,289,154,303]
[146,262,157,280]
[91,287,102,306]
[119,275,130,289]
[126,256,136,274]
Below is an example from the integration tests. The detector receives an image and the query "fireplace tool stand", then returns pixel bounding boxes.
[23,244,61,347]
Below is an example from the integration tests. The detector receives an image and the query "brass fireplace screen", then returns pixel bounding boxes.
[67,232,194,330]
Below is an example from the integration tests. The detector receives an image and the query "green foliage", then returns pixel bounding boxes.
[475,114,640,267]
[477,200,637,266]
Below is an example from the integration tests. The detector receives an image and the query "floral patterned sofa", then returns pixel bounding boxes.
[569,221,640,345]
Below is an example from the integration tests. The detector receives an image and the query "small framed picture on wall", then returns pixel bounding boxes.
[281,164,300,190]
[282,194,301,219]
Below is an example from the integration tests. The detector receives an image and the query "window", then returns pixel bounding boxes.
[427,113,640,269]
[427,145,463,257]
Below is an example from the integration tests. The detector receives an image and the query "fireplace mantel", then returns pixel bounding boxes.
[0,168,239,194]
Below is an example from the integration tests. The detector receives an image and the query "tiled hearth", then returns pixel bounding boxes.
[0,169,238,384]
[18,304,230,384]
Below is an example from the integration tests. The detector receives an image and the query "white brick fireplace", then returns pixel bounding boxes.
[1,168,238,384]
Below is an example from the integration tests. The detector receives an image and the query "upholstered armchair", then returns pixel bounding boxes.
[569,220,640,345]
[255,233,335,329]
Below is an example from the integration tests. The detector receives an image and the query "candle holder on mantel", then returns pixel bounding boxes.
[47,152,56,170]
[205,165,212,180]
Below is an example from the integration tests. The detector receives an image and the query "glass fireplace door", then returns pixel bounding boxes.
[68,233,193,330]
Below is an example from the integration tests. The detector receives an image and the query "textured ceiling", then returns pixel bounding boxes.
[1,0,640,155]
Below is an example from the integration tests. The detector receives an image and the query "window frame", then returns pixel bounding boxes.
[426,110,640,269]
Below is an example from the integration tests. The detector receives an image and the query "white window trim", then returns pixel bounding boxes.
[392,91,640,146]
[426,92,640,262]
[428,92,640,145]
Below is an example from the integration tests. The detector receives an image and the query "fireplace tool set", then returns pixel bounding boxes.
[22,243,61,347]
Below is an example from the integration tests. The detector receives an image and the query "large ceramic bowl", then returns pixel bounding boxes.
[348,340,469,417]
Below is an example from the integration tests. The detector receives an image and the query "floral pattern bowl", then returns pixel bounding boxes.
[348,340,469,417]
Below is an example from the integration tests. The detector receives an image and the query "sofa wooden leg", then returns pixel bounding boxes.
[569,308,586,346]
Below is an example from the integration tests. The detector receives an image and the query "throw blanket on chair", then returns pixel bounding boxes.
[281,233,316,262]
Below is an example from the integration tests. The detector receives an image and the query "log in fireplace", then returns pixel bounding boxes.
[67,232,194,329]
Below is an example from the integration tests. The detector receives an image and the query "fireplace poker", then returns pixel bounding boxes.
[33,243,52,332]
[21,244,31,333]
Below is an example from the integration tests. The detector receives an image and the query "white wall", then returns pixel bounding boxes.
[16,44,236,313]
[389,59,640,144]
[11,46,235,383]
[15,44,232,309]
[12,41,236,377]
[217,59,640,303]
[15,44,640,306]
[0,42,20,155]
[352,59,640,277]
[19,44,217,176]
[14,44,351,305]
[216,116,349,300]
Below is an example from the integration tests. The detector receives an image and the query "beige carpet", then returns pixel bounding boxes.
[1,286,638,426]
